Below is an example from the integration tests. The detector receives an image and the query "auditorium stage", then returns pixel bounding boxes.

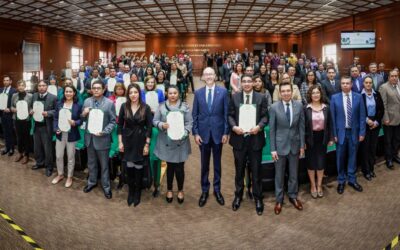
[0,79,400,249]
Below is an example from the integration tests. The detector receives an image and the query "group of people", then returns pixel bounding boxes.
[1,49,399,216]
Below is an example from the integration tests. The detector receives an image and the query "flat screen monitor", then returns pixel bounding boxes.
[340,31,375,49]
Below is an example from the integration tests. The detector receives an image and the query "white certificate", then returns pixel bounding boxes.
[156,84,165,94]
[87,109,104,134]
[72,78,78,89]
[58,108,72,132]
[239,104,256,133]
[79,72,85,81]
[146,91,159,112]
[166,111,185,140]
[65,69,72,79]
[32,101,44,122]
[16,100,29,120]
[107,78,117,92]
[170,75,177,85]
[123,73,131,88]
[48,85,58,96]
[0,93,8,110]
[115,97,126,116]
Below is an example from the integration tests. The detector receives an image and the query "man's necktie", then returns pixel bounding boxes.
[207,89,212,111]
[246,94,250,104]
[346,94,352,128]
[95,100,99,108]
[286,103,291,125]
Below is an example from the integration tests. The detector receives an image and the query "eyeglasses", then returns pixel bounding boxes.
[92,87,102,90]
[242,80,253,83]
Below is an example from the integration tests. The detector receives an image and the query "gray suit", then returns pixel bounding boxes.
[82,96,116,192]
[365,73,384,92]
[269,100,305,203]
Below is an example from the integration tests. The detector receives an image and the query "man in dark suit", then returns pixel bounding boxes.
[31,80,57,176]
[228,74,268,215]
[288,66,302,89]
[321,67,341,100]
[222,57,233,90]
[330,76,366,194]
[295,58,306,82]
[269,81,305,215]
[193,67,229,207]
[81,80,116,199]
[378,63,389,83]
[350,66,364,93]
[0,75,17,156]
[365,62,384,92]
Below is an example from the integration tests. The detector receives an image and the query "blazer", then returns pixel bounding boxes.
[31,92,58,135]
[351,76,364,93]
[166,69,184,85]
[304,104,332,147]
[321,79,341,100]
[0,86,17,118]
[153,100,192,163]
[379,82,400,126]
[82,96,116,151]
[269,100,305,155]
[192,86,229,144]
[222,63,233,83]
[53,101,82,142]
[361,91,384,130]
[11,92,33,120]
[228,91,269,151]
[330,91,366,144]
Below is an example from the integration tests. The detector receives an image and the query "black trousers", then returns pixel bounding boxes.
[186,75,194,92]
[126,165,143,192]
[15,119,31,155]
[1,114,15,151]
[233,138,263,200]
[360,127,380,174]
[383,125,400,161]
[166,162,185,191]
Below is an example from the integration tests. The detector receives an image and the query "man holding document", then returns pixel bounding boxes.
[269,81,305,215]
[81,80,116,199]
[228,74,268,216]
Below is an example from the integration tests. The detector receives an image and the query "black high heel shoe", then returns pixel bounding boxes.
[166,191,173,203]
[177,191,184,204]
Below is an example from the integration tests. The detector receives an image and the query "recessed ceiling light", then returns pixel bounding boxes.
[99,13,104,17]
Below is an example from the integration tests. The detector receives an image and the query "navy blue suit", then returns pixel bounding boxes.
[330,91,366,184]
[351,76,364,93]
[0,86,17,152]
[192,85,229,193]
[53,101,83,142]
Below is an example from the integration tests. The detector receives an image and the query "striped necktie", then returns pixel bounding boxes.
[346,94,352,128]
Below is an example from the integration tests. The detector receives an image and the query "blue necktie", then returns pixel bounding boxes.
[346,94,352,128]
[207,89,212,111]
[94,100,99,108]
[285,103,291,125]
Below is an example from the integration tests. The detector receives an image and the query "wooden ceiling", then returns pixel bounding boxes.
[0,0,395,41]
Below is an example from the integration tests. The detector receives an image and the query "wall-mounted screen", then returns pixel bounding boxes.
[340,31,375,49]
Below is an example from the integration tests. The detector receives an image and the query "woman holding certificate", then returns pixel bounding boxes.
[153,85,192,204]
[52,85,82,188]
[118,83,153,207]
[11,80,32,164]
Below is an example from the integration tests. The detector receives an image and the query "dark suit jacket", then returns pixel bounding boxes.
[53,101,82,142]
[31,92,58,135]
[228,91,269,151]
[222,63,233,83]
[379,71,389,82]
[361,91,384,130]
[304,105,332,147]
[166,69,184,85]
[0,87,16,118]
[192,86,229,144]
[351,76,364,93]
[321,79,341,100]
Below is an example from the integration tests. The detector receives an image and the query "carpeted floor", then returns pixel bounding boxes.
[1,79,400,250]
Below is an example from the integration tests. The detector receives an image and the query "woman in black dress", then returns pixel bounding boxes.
[118,83,153,207]
[304,85,332,198]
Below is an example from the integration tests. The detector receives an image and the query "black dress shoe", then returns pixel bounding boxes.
[386,160,394,170]
[198,192,209,207]
[247,190,254,200]
[104,191,112,199]
[214,192,225,206]
[177,192,184,204]
[1,149,8,155]
[7,150,14,156]
[370,171,376,178]
[393,156,400,164]
[255,200,264,216]
[45,168,53,177]
[83,184,97,193]
[337,183,345,194]
[348,182,363,192]
[31,165,44,170]
[152,187,160,198]
[166,191,173,203]
[133,191,140,206]
[232,197,241,211]
[363,173,372,181]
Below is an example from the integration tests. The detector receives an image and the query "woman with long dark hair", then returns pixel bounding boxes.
[118,83,153,207]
